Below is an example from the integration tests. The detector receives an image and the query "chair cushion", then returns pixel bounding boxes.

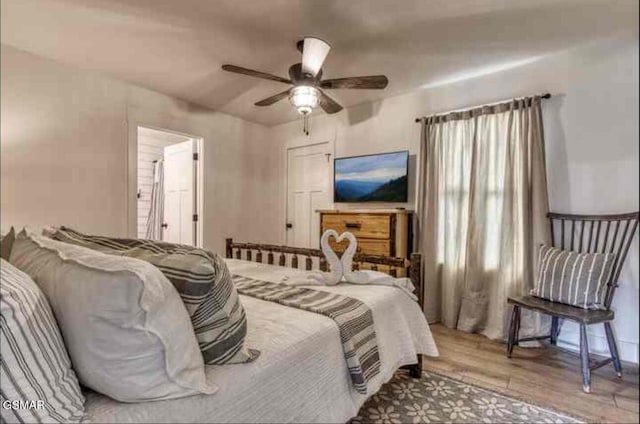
[508,295,614,324]
[9,230,214,402]
[1,258,85,423]
[531,244,615,310]
[44,226,259,365]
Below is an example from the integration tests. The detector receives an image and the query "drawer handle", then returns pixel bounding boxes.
[345,222,361,229]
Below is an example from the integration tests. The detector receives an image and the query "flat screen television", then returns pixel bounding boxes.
[334,150,409,203]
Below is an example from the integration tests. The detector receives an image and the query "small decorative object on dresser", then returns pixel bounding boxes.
[318,209,413,273]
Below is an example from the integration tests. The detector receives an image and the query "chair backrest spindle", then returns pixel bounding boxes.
[547,212,639,310]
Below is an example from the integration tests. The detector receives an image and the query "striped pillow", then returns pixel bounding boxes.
[1,227,15,260]
[531,244,616,310]
[1,259,85,423]
[45,227,259,365]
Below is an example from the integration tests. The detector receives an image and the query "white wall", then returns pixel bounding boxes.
[0,44,281,254]
[271,34,639,362]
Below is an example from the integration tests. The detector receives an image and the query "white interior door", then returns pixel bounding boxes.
[163,140,195,245]
[286,143,331,248]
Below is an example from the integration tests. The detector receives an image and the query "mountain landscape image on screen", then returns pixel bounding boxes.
[335,151,408,202]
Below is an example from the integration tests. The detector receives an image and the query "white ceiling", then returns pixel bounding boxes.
[138,127,192,146]
[2,0,637,126]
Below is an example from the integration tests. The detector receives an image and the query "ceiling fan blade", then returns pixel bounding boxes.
[301,37,331,77]
[319,90,343,114]
[254,90,290,106]
[222,64,291,84]
[320,75,388,90]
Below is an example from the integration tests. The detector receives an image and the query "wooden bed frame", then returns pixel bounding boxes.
[225,238,424,377]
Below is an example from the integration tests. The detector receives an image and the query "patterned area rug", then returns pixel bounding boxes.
[353,370,580,423]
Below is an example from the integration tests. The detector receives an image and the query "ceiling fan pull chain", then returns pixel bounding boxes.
[302,114,309,136]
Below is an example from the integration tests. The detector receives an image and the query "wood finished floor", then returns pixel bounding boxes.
[424,324,639,424]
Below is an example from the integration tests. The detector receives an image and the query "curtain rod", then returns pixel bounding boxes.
[414,93,551,123]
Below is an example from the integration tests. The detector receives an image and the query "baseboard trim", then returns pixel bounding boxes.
[557,332,639,366]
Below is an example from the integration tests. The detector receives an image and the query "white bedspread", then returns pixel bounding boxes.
[84,259,438,424]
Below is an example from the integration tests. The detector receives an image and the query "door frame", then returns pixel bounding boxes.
[127,124,204,247]
[283,139,335,246]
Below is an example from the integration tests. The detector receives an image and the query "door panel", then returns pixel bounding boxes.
[163,190,181,243]
[286,143,331,248]
[292,191,308,248]
[163,140,194,245]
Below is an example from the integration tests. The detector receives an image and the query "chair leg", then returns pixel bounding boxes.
[604,322,623,378]
[514,306,521,345]
[580,324,591,393]
[507,305,519,358]
[550,317,561,345]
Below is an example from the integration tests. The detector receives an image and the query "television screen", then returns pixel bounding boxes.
[334,151,409,202]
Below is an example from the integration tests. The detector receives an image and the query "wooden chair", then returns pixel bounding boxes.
[506,211,639,393]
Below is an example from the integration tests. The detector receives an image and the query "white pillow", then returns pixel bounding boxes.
[9,230,215,402]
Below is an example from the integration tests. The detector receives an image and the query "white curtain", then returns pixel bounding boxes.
[417,96,550,340]
[145,160,164,241]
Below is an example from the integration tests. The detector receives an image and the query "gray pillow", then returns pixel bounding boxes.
[9,230,215,402]
[45,226,259,365]
[1,258,85,423]
[531,244,616,310]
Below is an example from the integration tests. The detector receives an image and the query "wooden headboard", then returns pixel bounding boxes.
[225,238,423,309]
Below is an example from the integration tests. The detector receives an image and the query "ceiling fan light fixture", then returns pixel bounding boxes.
[289,85,320,115]
[221,37,388,130]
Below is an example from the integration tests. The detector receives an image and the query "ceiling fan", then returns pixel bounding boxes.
[222,37,388,132]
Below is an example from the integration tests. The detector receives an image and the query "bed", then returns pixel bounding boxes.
[84,241,438,424]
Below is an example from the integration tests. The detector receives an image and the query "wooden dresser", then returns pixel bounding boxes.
[318,210,413,271]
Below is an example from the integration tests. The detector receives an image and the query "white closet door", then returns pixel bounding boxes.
[286,143,331,248]
[163,140,194,245]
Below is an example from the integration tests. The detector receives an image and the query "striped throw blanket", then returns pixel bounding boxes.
[44,227,259,365]
[233,275,381,394]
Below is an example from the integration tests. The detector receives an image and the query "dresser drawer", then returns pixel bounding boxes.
[321,213,391,240]
[329,238,391,256]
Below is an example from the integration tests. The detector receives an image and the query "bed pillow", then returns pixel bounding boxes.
[44,226,259,365]
[1,226,15,260]
[9,230,215,402]
[1,259,85,423]
[531,244,616,310]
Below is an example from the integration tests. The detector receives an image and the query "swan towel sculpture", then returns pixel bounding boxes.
[282,230,417,301]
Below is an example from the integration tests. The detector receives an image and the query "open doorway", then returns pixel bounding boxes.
[136,126,203,247]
